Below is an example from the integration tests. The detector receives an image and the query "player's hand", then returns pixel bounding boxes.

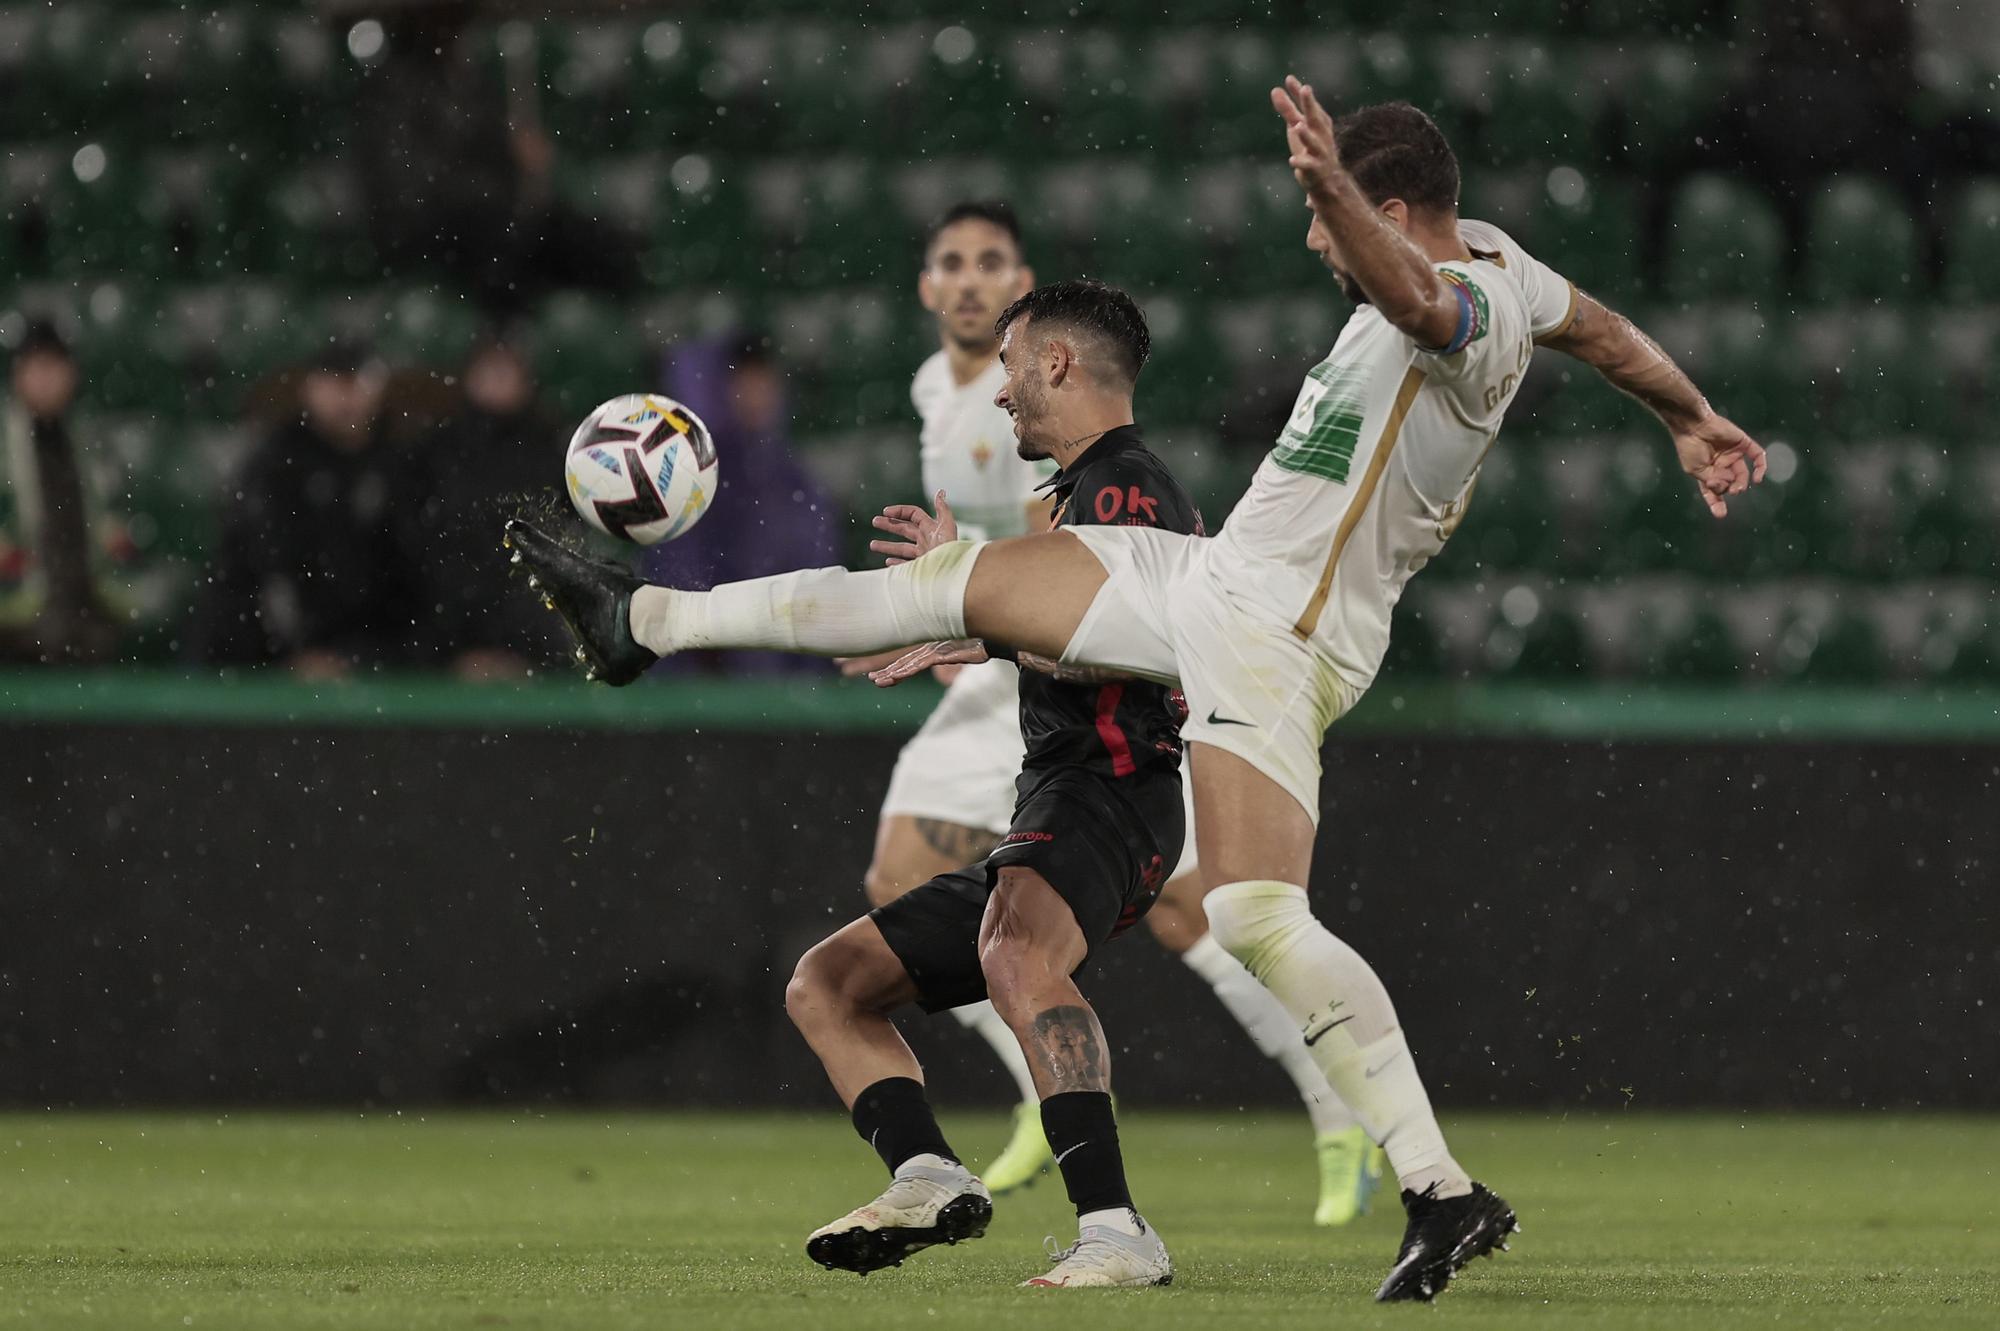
[1673,411,1768,518]
[835,647,910,677]
[869,490,959,564]
[867,638,989,688]
[1270,75,1343,202]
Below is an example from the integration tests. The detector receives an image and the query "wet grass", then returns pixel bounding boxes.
[2,1110,1995,1329]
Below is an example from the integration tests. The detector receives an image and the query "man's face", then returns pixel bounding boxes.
[301,368,384,447]
[464,345,532,416]
[919,219,1031,353]
[10,350,78,418]
[992,317,1051,461]
[1304,199,1410,306]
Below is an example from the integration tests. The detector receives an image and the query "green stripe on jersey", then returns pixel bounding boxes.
[1273,358,1371,484]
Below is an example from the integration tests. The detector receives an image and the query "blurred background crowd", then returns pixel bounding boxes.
[2,0,1996,684]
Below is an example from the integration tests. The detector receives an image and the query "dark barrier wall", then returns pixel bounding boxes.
[3,722,1994,1109]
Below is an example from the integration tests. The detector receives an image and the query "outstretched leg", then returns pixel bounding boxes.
[503,521,1111,683]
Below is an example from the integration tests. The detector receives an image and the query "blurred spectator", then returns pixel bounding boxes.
[419,330,569,680]
[642,335,841,677]
[0,320,126,665]
[187,342,433,676]
[350,2,639,314]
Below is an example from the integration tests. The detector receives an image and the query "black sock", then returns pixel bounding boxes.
[850,1077,958,1174]
[1041,1090,1134,1217]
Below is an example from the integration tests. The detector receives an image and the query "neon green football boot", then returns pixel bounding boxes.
[979,1102,1054,1195]
[1314,1127,1388,1227]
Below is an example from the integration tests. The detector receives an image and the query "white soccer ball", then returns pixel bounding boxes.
[562,394,719,545]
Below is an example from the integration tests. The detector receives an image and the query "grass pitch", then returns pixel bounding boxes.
[3,1109,1995,1330]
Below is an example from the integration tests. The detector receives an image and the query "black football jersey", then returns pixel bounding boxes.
[1012,425,1203,785]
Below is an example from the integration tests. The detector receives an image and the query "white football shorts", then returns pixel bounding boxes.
[878,657,1024,836]
[1060,525,1357,825]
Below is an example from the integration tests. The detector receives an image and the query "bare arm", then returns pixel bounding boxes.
[1271,76,1462,349]
[864,639,1137,689]
[1541,292,1769,518]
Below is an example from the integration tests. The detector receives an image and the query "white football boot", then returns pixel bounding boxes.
[806,1154,993,1275]
[1022,1211,1173,1288]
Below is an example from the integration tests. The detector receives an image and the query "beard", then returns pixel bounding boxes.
[1009,379,1051,460]
[1330,263,1368,306]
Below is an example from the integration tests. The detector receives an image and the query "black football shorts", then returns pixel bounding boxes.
[870,769,1184,1013]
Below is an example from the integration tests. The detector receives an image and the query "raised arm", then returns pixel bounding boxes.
[1539,291,1768,518]
[1271,76,1462,350]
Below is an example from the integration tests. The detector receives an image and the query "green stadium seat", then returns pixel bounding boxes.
[1649,607,1745,681]
[375,288,483,370]
[645,162,754,288]
[255,164,377,286]
[43,145,177,281]
[1616,44,1729,167]
[1478,42,1603,167]
[1527,171,1642,294]
[1483,602,1591,678]
[1830,309,1925,438]
[1802,177,1921,305]
[1942,178,2000,302]
[534,291,646,420]
[1663,175,1786,305]
[1771,609,1890,683]
[1438,444,1563,576]
[1382,599,1447,678]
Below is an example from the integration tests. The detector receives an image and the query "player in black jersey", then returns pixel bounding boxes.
[784,282,1197,1290]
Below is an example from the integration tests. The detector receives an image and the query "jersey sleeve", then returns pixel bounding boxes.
[1415,263,1522,384]
[1516,249,1579,343]
[1063,455,1202,537]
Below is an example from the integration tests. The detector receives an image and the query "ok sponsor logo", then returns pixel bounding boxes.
[1093,485,1159,524]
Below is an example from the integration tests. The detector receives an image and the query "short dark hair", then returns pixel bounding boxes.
[1333,101,1460,215]
[994,279,1150,388]
[16,317,71,361]
[924,199,1023,260]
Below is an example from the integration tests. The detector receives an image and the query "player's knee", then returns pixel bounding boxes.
[785,938,856,1028]
[1202,879,1313,977]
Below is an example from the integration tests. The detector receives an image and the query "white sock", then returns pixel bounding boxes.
[628,541,979,657]
[1203,881,1472,1199]
[950,999,1040,1105]
[896,1151,962,1178]
[1077,1206,1145,1237]
[1181,933,1358,1137]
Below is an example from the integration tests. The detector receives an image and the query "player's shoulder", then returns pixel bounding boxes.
[1069,438,1200,533]
[910,350,951,410]
[1455,218,1534,272]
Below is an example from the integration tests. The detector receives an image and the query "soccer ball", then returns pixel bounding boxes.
[562,394,719,545]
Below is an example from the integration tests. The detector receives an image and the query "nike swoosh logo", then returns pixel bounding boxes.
[1205,710,1254,727]
[1365,1054,1403,1079]
[1303,1015,1354,1046]
[1054,1142,1088,1165]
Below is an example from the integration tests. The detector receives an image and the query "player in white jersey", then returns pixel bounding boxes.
[506,78,1765,1302]
[859,203,1386,1217]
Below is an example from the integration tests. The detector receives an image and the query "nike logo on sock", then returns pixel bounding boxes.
[1204,709,1255,727]
[1054,1142,1089,1165]
[1365,1053,1403,1079]
[1303,1015,1354,1046]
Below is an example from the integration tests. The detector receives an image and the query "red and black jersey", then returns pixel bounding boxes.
[1011,424,1203,787]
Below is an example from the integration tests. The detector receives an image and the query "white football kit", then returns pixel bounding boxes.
[1061,221,1579,820]
[879,352,1054,835]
